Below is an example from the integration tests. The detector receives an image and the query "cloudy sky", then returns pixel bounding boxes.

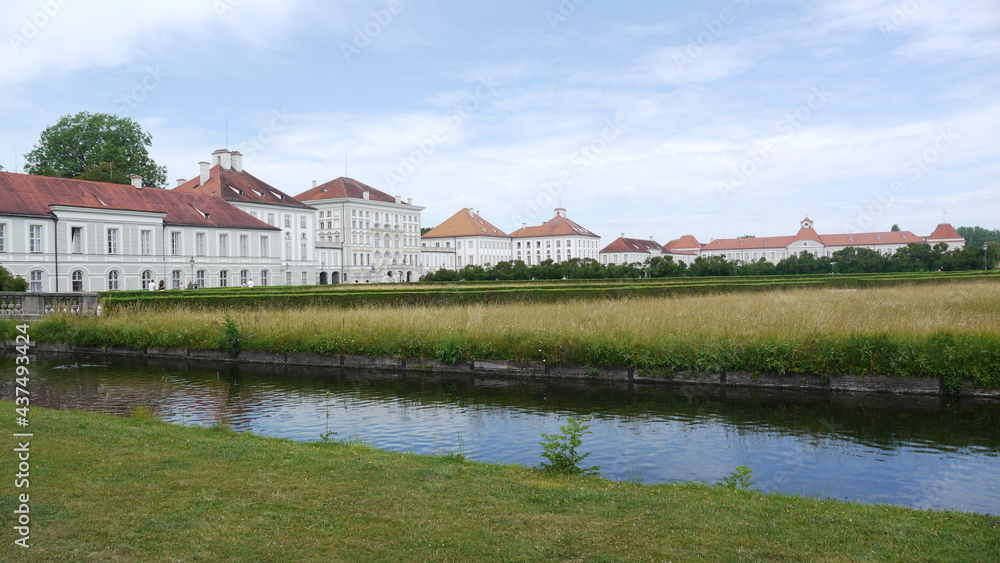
[1,0,997,243]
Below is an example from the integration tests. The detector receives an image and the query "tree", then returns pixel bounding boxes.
[0,267,28,291]
[891,224,900,232]
[831,247,888,274]
[420,227,432,235]
[24,112,167,187]
[956,226,1000,248]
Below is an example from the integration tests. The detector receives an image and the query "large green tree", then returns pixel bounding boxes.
[24,112,167,187]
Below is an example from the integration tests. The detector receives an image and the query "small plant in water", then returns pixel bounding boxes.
[222,315,241,358]
[718,465,755,490]
[539,417,600,476]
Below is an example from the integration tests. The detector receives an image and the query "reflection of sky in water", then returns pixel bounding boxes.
[7,357,999,514]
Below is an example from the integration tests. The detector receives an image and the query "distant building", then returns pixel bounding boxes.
[698,217,965,263]
[296,177,423,284]
[509,208,601,265]
[420,207,601,273]
[421,208,510,271]
[599,236,664,266]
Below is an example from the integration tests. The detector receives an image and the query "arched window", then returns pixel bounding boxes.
[141,269,153,290]
[71,270,84,292]
[240,269,249,286]
[219,270,229,287]
[260,269,269,286]
[196,270,206,288]
[171,269,182,289]
[108,270,120,291]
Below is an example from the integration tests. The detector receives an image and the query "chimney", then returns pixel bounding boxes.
[407,198,412,205]
[362,190,370,200]
[312,180,317,188]
[199,161,210,185]
[131,175,143,189]
[555,208,567,218]
[395,195,402,204]
[467,209,474,217]
[521,222,526,230]
[621,233,625,238]
[231,151,243,172]
[211,149,232,169]
[176,179,186,187]
[650,236,655,241]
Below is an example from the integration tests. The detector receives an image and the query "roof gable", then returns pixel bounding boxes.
[175,166,313,210]
[423,208,508,238]
[295,177,400,204]
[0,171,277,230]
[600,237,662,253]
[511,215,599,238]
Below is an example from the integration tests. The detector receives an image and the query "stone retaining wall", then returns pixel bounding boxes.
[5,340,997,398]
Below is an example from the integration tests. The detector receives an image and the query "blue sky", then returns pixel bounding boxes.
[1,0,998,243]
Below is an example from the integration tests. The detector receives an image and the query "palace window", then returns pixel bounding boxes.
[107,228,119,255]
[108,270,120,291]
[71,227,83,254]
[141,230,152,255]
[29,225,43,253]
[29,270,43,292]
[71,270,84,292]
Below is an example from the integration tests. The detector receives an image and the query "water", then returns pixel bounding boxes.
[4,355,998,514]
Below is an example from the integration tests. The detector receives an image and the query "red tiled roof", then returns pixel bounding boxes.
[927,223,964,241]
[423,208,508,238]
[600,237,662,254]
[0,172,278,230]
[295,177,401,204]
[704,229,930,251]
[175,165,313,209]
[663,235,701,252]
[510,215,599,238]
[703,235,798,251]
[821,230,921,246]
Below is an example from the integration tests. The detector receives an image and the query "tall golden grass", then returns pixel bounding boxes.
[21,280,1000,388]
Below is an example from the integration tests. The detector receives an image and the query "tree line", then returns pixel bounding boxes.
[421,240,998,281]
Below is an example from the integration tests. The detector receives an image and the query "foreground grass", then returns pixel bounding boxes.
[10,279,1000,388]
[2,404,996,561]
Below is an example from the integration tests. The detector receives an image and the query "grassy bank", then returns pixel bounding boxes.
[9,279,1000,391]
[2,404,996,561]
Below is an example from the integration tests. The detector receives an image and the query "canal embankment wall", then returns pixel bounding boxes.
[7,340,998,399]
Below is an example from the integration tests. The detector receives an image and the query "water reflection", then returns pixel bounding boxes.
[2,355,998,514]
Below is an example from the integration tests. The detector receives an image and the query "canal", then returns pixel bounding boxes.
[3,355,998,514]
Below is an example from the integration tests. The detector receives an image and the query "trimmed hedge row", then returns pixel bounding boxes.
[99,271,1000,311]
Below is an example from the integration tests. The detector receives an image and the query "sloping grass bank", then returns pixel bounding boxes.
[2,404,996,561]
[8,280,1000,391]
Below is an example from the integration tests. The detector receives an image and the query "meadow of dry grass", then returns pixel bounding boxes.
[19,280,1000,387]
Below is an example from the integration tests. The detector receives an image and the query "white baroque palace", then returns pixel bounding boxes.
[598,217,965,267]
[0,147,968,290]
[419,207,602,271]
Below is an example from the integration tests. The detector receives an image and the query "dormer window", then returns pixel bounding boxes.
[228,186,243,196]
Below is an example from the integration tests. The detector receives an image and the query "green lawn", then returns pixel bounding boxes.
[2,404,996,561]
